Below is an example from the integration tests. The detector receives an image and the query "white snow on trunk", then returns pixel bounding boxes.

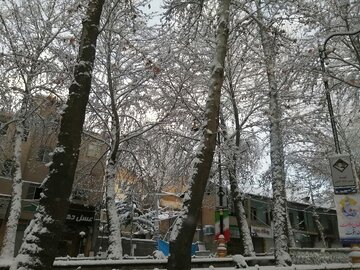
[272,183,291,266]
[237,198,255,257]
[105,161,123,259]
[0,123,24,258]
[169,192,190,241]
[169,140,203,242]
[312,208,327,248]
[10,205,53,270]
[258,12,292,265]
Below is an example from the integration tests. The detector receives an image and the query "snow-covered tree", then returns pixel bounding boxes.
[166,0,231,269]
[10,0,105,268]
[0,0,76,258]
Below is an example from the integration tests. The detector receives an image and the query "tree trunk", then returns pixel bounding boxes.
[229,184,255,257]
[105,35,123,259]
[312,208,327,248]
[222,71,255,256]
[166,1,230,269]
[105,161,123,259]
[256,2,291,266]
[0,113,26,258]
[11,0,105,269]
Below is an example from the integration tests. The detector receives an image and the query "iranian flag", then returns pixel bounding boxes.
[215,209,230,242]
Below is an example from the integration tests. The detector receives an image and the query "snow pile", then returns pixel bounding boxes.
[290,248,351,264]
[233,254,248,268]
[152,250,166,259]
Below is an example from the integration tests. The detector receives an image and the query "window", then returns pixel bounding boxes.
[1,159,15,177]
[298,211,306,230]
[87,143,102,158]
[251,207,257,221]
[230,226,240,238]
[324,217,334,234]
[289,212,294,227]
[266,209,272,225]
[203,225,215,235]
[26,183,43,200]
[37,146,52,163]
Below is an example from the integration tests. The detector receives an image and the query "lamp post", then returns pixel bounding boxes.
[98,224,104,255]
[216,132,228,257]
[318,28,360,263]
[130,198,136,256]
[217,132,224,235]
[154,193,160,240]
[78,231,86,256]
[318,29,360,154]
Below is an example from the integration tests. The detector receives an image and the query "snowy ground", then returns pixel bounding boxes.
[0,249,357,270]
[1,257,360,270]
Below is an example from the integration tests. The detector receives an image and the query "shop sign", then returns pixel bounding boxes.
[329,154,356,194]
[334,194,360,243]
[251,225,273,238]
[66,209,94,223]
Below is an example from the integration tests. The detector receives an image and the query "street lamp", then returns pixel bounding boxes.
[130,202,137,257]
[78,231,86,256]
[318,29,360,154]
[319,29,360,261]
[217,132,224,235]
[98,224,104,255]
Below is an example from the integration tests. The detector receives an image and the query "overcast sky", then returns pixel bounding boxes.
[141,0,164,25]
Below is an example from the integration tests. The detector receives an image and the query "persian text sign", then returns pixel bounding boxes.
[251,225,273,238]
[66,209,94,223]
[334,194,360,243]
[329,154,356,194]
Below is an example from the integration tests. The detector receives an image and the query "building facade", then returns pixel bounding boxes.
[0,96,106,257]
[196,188,341,254]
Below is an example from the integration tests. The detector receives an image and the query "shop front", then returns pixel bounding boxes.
[59,204,96,257]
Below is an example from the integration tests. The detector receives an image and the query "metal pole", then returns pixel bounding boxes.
[318,29,360,154]
[155,193,160,240]
[320,29,360,261]
[217,132,224,235]
[318,46,341,154]
[130,193,134,256]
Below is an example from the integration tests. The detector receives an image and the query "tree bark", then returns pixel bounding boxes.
[256,1,291,266]
[229,185,255,257]
[312,208,327,248]
[223,75,255,257]
[11,0,105,268]
[166,1,230,269]
[105,32,123,259]
[0,108,27,258]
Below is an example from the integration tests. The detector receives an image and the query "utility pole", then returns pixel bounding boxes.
[318,29,360,263]
[218,132,224,235]
[318,29,360,154]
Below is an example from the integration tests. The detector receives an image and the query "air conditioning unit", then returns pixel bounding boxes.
[203,225,215,235]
